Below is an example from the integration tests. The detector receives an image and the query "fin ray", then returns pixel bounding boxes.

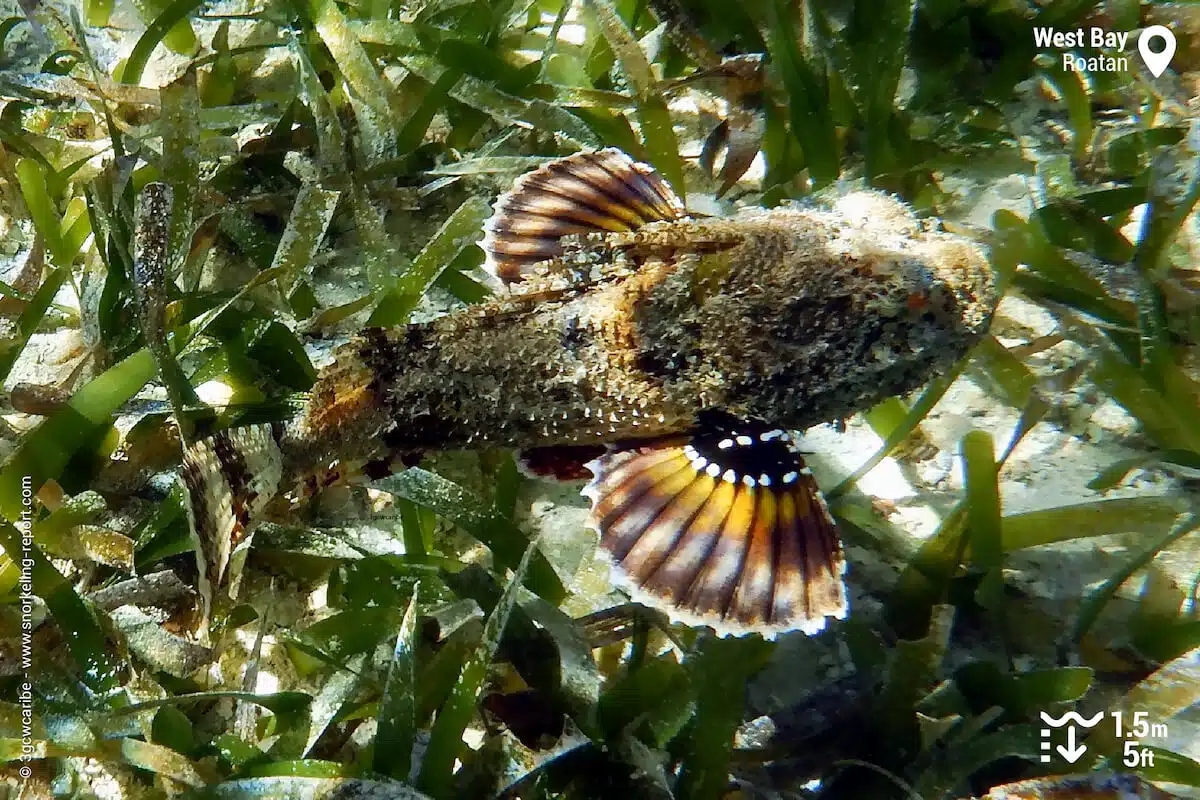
[598,457,695,559]
[680,483,757,616]
[642,479,736,601]
[483,148,685,282]
[618,473,714,583]
[582,420,847,638]
[729,489,778,625]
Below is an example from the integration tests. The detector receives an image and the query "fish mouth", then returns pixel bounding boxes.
[917,235,999,337]
[822,189,998,335]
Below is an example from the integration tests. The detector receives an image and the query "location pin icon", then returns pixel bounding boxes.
[1138,25,1176,78]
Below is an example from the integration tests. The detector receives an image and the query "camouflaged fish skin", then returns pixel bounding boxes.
[281,191,996,479]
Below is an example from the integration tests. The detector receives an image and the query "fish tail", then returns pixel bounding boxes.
[180,421,408,636]
[181,424,284,637]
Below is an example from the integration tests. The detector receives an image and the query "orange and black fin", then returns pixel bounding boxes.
[181,424,284,636]
[581,414,847,638]
[482,148,686,282]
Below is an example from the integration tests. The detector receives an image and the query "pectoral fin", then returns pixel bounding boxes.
[482,148,686,282]
[581,416,847,638]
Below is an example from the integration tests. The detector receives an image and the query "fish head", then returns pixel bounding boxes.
[630,193,998,427]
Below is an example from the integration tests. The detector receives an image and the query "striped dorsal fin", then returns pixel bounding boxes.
[581,414,848,639]
[482,148,686,283]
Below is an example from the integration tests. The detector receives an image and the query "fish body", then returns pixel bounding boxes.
[284,199,994,475]
[185,150,996,639]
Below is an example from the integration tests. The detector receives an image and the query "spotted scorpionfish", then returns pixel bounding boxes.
[183,149,996,639]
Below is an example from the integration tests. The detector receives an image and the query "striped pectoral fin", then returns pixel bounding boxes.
[582,416,847,638]
[769,476,847,633]
[181,424,284,634]
[482,148,686,283]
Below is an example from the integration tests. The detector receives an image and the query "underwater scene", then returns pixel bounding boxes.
[0,0,1198,797]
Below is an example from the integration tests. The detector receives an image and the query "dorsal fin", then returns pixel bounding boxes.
[482,148,686,283]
